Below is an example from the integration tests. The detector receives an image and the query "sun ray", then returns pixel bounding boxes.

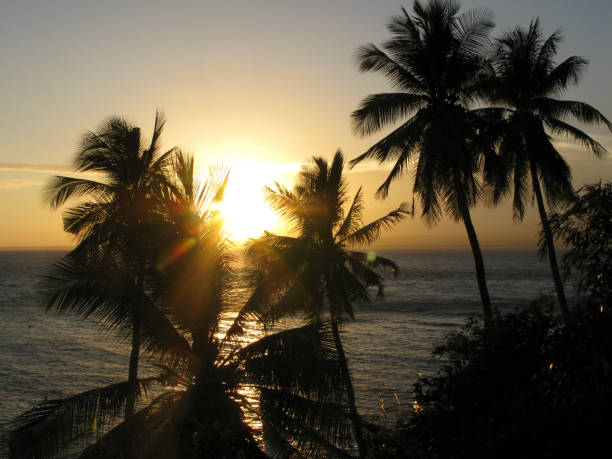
[203,160,299,242]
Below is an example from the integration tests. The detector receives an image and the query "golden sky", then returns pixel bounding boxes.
[1,0,611,249]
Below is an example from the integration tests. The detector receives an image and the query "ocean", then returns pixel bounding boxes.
[0,248,563,448]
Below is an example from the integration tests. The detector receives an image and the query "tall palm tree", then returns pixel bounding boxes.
[485,19,612,314]
[9,160,354,458]
[242,151,409,457]
[350,0,497,319]
[44,113,178,418]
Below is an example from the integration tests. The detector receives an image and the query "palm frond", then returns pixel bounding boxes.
[41,250,134,335]
[271,281,322,323]
[509,141,531,221]
[222,283,268,344]
[42,249,191,361]
[349,109,428,171]
[544,116,607,156]
[259,388,353,458]
[374,145,413,199]
[7,377,160,459]
[325,264,371,317]
[61,200,116,238]
[349,251,399,280]
[340,203,410,246]
[530,133,575,208]
[240,323,353,456]
[45,176,111,209]
[335,187,364,241]
[454,7,495,57]
[240,323,344,400]
[355,44,425,93]
[147,110,166,158]
[78,390,186,459]
[537,99,612,131]
[535,26,562,71]
[344,254,385,296]
[413,146,443,224]
[264,183,305,228]
[245,233,306,274]
[541,55,588,96]
[351,93,427,137]
[75,117,138,174]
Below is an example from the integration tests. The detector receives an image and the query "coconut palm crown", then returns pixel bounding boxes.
[43,113,178,419]
[241,150,409,457]
[350,0,497,319]
[485,19,612,313]
[8,158,354,459]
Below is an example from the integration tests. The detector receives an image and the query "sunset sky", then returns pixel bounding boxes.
[1,0,610,248]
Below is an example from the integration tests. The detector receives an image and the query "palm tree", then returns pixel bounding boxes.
[9,160,354,458]
[350,0,497,319]
[44,113,178,418]
[485,19,612,314]
[242,151,409,457]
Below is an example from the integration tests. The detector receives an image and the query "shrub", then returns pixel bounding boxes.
[401,302,612,458]
[542,182,612,306]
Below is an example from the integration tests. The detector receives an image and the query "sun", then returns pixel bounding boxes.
[212,161,293,242]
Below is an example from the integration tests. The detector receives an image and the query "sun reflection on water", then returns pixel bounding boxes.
[217,308,264,437]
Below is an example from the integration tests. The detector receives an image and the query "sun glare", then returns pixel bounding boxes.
[211,161,296,242]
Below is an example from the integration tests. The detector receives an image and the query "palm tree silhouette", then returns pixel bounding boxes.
[243,151,409,456]
[44,113,178,418]
[349,0,497,319]
[485,19,612,314]
[9,159,355,458]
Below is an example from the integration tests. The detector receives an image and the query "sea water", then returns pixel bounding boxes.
[0,248,561,447]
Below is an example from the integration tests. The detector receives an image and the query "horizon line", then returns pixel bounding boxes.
[0,244,544,251]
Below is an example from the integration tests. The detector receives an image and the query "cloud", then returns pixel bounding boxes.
[0,179,43,189]
[0,162,73,174]
[347,160,395,173]
[552,132,612,154]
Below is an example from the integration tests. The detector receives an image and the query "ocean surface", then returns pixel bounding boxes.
[0,248,565,449]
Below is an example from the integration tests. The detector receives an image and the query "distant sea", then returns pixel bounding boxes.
[0,248,564,446]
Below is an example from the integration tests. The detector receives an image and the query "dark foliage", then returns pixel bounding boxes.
[541,182,612,305]
[7,151,354,459]
[246,151,408,457]
[351,0,498,319]
[371,302,612,458]
[484,19,611,314]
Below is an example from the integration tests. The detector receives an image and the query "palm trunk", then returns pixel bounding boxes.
[125,261,145,420]
[458,194,493,321]
[529,159,569,315]
[331,319,366,458]
[125,318,141,420]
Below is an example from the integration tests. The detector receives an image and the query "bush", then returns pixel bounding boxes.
[367,183,612,457]
[387,302,612,458]
[542,182,612,306]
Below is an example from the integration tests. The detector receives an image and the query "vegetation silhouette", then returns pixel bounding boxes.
[350,0,497,320]
[44,113,178,419]
[6,1,612,457]
[376,301,612,459]
[243,151,409,457]
[365,185,612,457]
[484,19,612,314]
[540,182,611,306]
[9,130,357,458]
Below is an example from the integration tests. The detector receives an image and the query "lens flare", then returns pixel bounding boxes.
[156,237,197,271]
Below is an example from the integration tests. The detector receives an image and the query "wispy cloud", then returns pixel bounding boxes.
[347,159,398,173]
[0,179,44,189]
[552,132,612,153]
[0,162,73,174]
